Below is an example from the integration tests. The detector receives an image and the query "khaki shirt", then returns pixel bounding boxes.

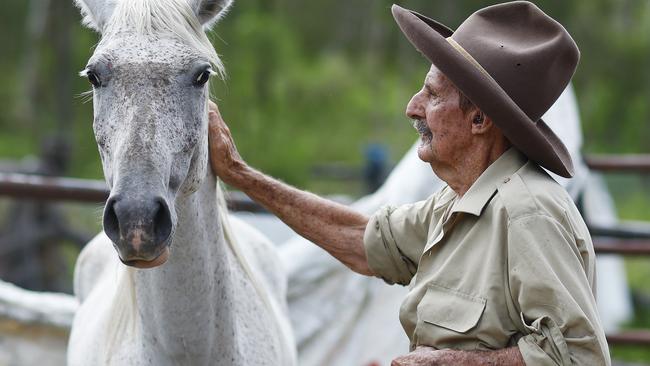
[364,148,610,365]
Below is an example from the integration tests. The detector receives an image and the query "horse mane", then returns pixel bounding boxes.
[102,0,224,75]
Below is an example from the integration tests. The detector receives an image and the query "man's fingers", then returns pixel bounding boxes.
[208,101,225,128]
[208,113,219,137]
[208,110,221,125]
[209,113,227,139]
[208,110,237,156]
[208,100,221,115]
[209,109,231,132]
[205,101,246,185]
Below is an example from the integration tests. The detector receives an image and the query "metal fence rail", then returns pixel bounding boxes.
[585,154,650,173]
[0,173,108,202]
[593,240,650,256]
[0,172,265,213]
[606,331,650,347]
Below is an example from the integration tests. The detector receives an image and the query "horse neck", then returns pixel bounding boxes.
[129,172,242,359]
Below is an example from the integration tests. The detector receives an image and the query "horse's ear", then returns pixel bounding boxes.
[191,0,234,29]
[74,0,117,32]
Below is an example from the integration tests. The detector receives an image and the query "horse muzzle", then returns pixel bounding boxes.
[103,194,174,269]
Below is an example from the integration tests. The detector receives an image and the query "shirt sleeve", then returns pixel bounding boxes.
[363,194,436,286]
[507,215,611,366]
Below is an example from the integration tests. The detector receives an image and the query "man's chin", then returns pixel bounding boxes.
[416,143,433,163]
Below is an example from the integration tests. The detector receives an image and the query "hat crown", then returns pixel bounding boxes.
[453,1,579,121]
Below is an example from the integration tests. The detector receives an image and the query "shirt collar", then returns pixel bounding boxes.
[452,148,528,216]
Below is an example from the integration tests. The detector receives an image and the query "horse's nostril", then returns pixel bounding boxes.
[103,196,121,244]
[153,198,173,246]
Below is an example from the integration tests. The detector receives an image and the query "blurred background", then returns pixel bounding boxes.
[1,0,650,364]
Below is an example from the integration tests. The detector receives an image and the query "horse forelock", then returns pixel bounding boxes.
[102,0,224,76]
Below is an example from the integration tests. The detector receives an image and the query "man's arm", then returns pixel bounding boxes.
[392,346,525,366]
[207,102,373,276]
[508,215,610,365]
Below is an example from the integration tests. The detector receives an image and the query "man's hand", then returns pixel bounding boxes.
[391,347,457,366]
[391,346,525,366]
[207,101,246,186]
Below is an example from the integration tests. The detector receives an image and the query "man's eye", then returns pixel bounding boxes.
[193,70,212,86]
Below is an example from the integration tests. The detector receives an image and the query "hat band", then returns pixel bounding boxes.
[445,37,494,82]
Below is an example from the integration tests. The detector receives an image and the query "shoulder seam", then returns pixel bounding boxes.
[496,171,541,221]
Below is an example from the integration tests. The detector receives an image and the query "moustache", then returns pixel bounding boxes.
[412,120,430,135]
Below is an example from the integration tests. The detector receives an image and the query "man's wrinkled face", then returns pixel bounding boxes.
[406,64,473,170]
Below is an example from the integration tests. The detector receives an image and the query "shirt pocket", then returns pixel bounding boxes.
[415,283,486,347]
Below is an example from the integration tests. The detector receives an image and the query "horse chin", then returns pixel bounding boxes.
[122,247,171,269]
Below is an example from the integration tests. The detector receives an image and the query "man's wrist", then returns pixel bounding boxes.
[220,159,251,189]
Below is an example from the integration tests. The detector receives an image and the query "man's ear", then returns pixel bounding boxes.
[74,0,117,33]
[191,0,234,29]
[470,112,494,135]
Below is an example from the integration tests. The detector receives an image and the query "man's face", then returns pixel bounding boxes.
[406,65,473,170]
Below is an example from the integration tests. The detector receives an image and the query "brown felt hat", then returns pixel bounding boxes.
[392,1,579,178]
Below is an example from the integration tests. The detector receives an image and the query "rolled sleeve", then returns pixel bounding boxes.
[517,315,573,366]
[364,206,415,285]
[363,196,436,286]
[508,215,610,366]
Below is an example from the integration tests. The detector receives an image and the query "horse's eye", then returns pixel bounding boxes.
[87,71,101,87]
[194,70,212,86]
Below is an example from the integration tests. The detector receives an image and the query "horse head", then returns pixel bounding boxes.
[75,0,232,268]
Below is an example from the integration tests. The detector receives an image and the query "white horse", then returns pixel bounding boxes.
[68,0,296,365]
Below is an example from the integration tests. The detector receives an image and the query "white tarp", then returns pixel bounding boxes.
[0,280,76,366]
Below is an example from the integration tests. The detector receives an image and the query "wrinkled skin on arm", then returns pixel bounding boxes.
[391,346,524,366]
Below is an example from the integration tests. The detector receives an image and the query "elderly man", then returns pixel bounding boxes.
[209,2,610,365]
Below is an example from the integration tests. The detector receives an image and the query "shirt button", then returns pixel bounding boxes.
[375,222,380,230]
[503,177,511,183]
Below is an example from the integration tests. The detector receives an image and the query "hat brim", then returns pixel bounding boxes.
[392,5,574,178]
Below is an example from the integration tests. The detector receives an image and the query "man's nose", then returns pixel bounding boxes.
[405,91,425,120]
